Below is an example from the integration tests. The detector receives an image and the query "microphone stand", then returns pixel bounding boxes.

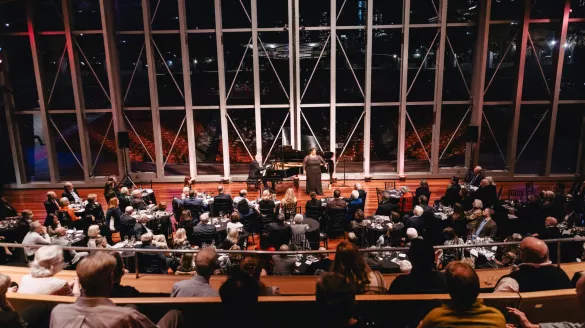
[339,157,348,187]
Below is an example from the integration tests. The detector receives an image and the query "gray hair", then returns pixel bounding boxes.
[406,228,418,240]
[294,214,303,224]
[472,199,483,209]
[351,190,359,200]
[87,225,100,238]
[30,246,65,278]
[413,205,423,216]
[125,206,134,214]
[87,194,97,202]
[400,186,409,193]
[29,221,42,233]
[354,183,361,190]
[120,187,129,195]
[141,232,153,243]
[0,274,11,296]
[59,197,69,207]
[131,190,142,198]
[200,212,210,223]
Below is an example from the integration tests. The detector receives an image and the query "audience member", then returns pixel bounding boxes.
[104,197,122,244]
[87,224,101,249]
[44,191,60,215]
[0,274,24,328]
[219,272,266,327]
[307,247,332,275]
[267,214,291,249]
[61,182,81,203]
[193,212,218,247]
[388,238,447,294]
[137,233,169,274]
[50,252,182,328]
[443,177,462,206]
[539,217,561,240]
[233,190,252,207]
[327,189,347,210]
[475,178,497,209]
[171,247,219,297]
[85,194,105,222]
[376,191,399,216]
[46,213,61,236]
[118,187,131,211]
[305,191,322,209]
[406,206,425,236]
[182,190,206,223]
[175,253,196,275]
[109,251,140,298]
[131,189,148,211]
[226,212,243,232]
[316,273,364,328]
[419,261,506,327]
[472,208,497,240]
[258,190,276,215]
[0,197,17,219]
[120,206,136,239]
[399,186,414,213]
[331,241,386,294]
[418,195,433,214]
[172,228,191,249]
[22,221,51,261]
[467,166,485,187]
[240,255,280,296]
[58,197,80,223]
[18,245,80,296]
[219,228,240,250]
[180,187,190,200]
[415,179,431,203]
[290,214,310,250]
[442,227,464,266]
[346,190,363,221]
[52,227,89,266]
[494,237,571,292]
[153,201,173,235]
[272,245,296,275]
[133,214,150,240]
[281,188,298,206]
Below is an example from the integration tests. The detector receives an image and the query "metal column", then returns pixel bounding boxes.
[141,0,164,178]
[25,0,59,183]
[289,0,297,150]
[508,0,532,175]
[99,0,126,178]
[251,0,262,158]
[431,0,448,174]
[363,0,373,177]
[545,0,571,175]
[215,0,231,179]
[330,0,337,155]
[397,0,410,176]
[62,0,92,182]
[178,0,197,177]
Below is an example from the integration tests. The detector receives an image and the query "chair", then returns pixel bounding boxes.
[213,198,233,217]
[525,182,535,200]
[385,181,396,191]
[291,233,310,250]
[497,186,503,200]
[137,253,167,274]
[324,208,346,240]
[319,232,328,249]
[508,190,524,201]
[305,205,324,221]
[282,202,300,221]
[56,210,73,229]
[246,178,261,191]
[400,196,414,214]
[350,225,368,248]
[241,211,259,245]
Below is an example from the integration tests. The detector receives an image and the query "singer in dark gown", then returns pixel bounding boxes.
[303,148,327,195]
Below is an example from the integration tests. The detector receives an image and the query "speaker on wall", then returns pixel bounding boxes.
[118,132,130,149]
[465,126,479,142]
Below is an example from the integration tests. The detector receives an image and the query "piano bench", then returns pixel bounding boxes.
[246,179,261,190]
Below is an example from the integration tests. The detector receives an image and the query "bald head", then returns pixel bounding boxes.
[520,237,549,264]
[195,248,217,279]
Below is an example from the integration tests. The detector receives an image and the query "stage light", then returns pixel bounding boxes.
[549,40,556,46]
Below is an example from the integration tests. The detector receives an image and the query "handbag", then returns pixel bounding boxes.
[111,231,122,243]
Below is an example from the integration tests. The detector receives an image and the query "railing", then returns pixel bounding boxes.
[2,237,584,278]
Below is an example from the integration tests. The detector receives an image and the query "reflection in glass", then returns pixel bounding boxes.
[258,32,290,104]
[560,24,585,100]
[194,110,223,176]
[39,36,76,110]
[407,28,439,102]
[405,106,433,172]
[257,0,288,27]
[189,34,219,106]
[50,114,85,181]
[439,105,471,168]
[186,0,215,29]
[152,35,184,107]
[151,0,179,30]
[227,109,256,175]
[443,27,474,101]
[447,0,477,23]
[373,0,402,25]
[0,37,39,110]
[516,105,551,174]
[115,1,143,31]
[300,0,330,27]
[119,35,150,107]
[372,29,401,102]
[72,0,102,30]
[337,30,366,103]
[336,107,364,173]
[522,24,558,101]
[161,111,189,176]
[410,0,441,24]
[370,107,398,173]
[75,34,111,109]
[479,106,512,171]
[301,108,330,153]
[261,108,289,162]
[125,111,157,173]
[484,24,520,101]
[300,31,331,104]
[87,113,119,177]
[336,0,368,26]
[224,33,255,106]
[16,115,50,181]
[552,106,584,174]
[222,0,251,28]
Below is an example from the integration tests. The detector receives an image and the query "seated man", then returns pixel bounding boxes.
[120,206,137,239]
[494,236,571,292]
[376,191,399,216]
[249,153,274,191]
[471,208,497,240]
[52,227,89,266]
[22,221,52,262]
[133,214,150,240]
[192,213,218,247]
[182,190,206,223]
[474,178,497,209]
[117,187,131,211]
[271,245,296,275]
[307,247,332,275]
[137,233,169,274]
[405,206,425,237]
[419,261,506,327]
[327,189,347,210]
[233,189,252,207]
[443,176,462,206]
[213,185,233,212]
[465,166,485,187]
[50,252,182,328]
[267,214,292,249]
[61,182,81,203]
[130,189,148,211]
[171,247,219,297]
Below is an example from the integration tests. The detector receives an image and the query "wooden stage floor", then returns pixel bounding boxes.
[2,179,566,250]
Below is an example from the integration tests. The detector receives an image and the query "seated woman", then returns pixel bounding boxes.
[109,251,140,297]
[177,210,195,245]
[57,197,80,225]
[45,214,61,236]
[441,227,464,268]
[258,190,276,215]
[175,253,196,275]
[84,194,104,222]
[17,246,80,296]
[219,228,240,250]
[227,212,244,232]
[349,209,368,248]
[331,241,386,295]
[290,214,310,250]
[281,188,298,219]
[305,191,321,209]
[172,228,192,249]
[346,190,363,221]
[87,225,101,248]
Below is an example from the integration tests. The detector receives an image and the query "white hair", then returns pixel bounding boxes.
[472,199,483,209]
[486,176,495,186]
[87,225,100,238]
[200,212,210,223]
[406,228,418,240]
[59,197,69,207]
[350,190,359,200]
[400,186,409,193]
[29,221,41,232]
[400,260,412,273]
[413,206,423,216]
[30,246,65,278]
[294,214,303,224]
[125,206,134,214]
[354,183,361,190]
[141,232,153,243]
[120,187,129,195]
[0,274,11,295]
[139,214,149,223]
[131,190,142,198]
[182,187,190,194]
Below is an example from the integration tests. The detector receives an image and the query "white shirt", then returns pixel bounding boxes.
[18,274,72,296]
[226,222,243,231]
[70,190,81,202]
[22,231,52,256]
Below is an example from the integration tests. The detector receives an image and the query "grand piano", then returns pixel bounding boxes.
[262,146,335,183]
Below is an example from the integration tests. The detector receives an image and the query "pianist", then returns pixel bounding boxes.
[249,154,275,191]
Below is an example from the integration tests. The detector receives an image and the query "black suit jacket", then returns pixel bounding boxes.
[131,198,148,211]
[133,222,149,240]
[267,222,292,249]
[44,199,60,215]
[405,215,425,236]
[472,219,497,239]
[443,184,462,206]
[475,185,497,208]
[375,201,399,216]
[248,161,266,179]
[467,172,485,187]
[62,189,80,202]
